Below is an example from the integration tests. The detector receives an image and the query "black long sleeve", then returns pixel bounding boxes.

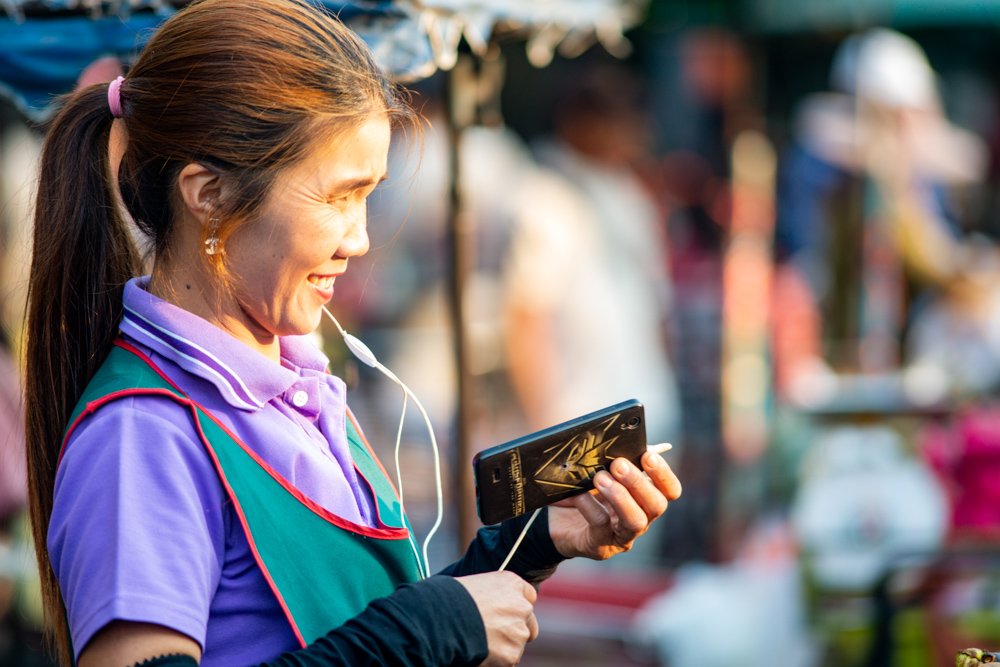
[260,575,486,667]
[258,509,566,666]
[439,508,567,584]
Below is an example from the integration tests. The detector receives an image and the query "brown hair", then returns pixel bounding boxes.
[24,0,412,661]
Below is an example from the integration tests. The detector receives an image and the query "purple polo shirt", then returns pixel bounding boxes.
[49,277,380,665]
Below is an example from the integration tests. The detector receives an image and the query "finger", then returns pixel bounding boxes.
[572,484,612,527]
[642,451,682,501]
[594,465,649,536]
[609,457,668,520]
[497,570,538,604]
[526,611,539,642]
[520,577,538,604]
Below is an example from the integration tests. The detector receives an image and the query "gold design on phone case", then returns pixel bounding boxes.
[532,414,621,495]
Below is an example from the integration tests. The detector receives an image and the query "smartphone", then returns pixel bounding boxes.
[473,399,646,525]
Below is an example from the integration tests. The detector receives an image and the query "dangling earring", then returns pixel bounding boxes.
[205,217,222,256]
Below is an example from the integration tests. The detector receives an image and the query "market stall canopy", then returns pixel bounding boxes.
[0,0,646,121]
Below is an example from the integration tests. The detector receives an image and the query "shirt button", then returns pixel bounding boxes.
[292,390,309,407]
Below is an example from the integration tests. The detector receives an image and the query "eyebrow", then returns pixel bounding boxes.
[329,174,388,194]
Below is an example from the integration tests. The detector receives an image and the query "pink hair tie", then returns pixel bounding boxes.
[107,76,125,118]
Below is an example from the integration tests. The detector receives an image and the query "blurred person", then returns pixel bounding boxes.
[0,97,50,667]
[23,2,683,667]
[909,244,1000,532]
[907,245,1000,396]
[0,342,24,528]
[774,28,987,378]
[642,30,756,562]
[0,340,42,667]
[0,514,51,667]
[503,64,681,448]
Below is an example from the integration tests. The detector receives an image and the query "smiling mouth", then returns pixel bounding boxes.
[308,275,336,291]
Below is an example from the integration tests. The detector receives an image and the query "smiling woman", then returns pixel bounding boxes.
[22,1,681,666]
[157,114,391,359]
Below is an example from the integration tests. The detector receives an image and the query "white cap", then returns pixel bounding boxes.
[831,28,938,110]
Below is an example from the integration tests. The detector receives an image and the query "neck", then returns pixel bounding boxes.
[148,262,281,363]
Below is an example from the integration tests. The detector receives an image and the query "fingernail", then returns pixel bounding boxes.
[613,458,632,477]
[595,472,613,490]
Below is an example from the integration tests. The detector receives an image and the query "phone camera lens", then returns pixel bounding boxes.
[624,416,641,430]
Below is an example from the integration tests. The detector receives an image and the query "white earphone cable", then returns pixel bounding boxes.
[323,307,443,579]
[393,391,408,512]
[497,508,543,572]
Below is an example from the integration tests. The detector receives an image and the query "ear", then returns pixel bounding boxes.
[176,163,223,222]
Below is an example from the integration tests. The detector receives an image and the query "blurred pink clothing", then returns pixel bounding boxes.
[0,347,26,519]
[923,405,1000,531]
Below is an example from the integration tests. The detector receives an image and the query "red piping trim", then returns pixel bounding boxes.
[346,408,407,530]
[60,341,420,647]
[114,339,186,392]
[62,387,308,648]
[108,340,408,537]
[59,388,179,466]
[196,404,407,539]
[180,397,308,648]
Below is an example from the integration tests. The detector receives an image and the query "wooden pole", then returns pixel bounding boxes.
[446,54,478,548]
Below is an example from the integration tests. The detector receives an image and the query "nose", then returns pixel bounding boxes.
[338,205,370,258]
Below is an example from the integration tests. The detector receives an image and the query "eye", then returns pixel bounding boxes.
[326,194,352,208]
[326,179,384,206]
[327,189,372,206]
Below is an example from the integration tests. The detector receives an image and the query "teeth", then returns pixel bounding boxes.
[309,275,335,290]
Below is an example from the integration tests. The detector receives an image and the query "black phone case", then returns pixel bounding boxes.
[473,399,646,525]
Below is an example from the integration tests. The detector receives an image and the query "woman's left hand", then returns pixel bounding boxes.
[548,451,682,560]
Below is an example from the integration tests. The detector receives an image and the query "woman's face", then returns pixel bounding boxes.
[222,113,390,347]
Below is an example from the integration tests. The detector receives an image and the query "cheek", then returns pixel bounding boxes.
[228,214,336,293]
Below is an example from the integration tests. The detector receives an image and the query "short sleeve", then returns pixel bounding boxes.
[49,394,228,657]
[503,171,598,310]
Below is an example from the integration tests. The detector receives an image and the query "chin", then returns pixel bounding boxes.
[291,310,325,336]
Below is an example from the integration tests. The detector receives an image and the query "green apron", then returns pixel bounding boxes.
[62,340,424,647]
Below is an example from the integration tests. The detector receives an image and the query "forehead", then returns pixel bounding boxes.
[289,113,392,188]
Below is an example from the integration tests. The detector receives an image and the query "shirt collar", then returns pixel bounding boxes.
[120,276,332,411]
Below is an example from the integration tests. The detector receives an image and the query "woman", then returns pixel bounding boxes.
[24,1,682,665]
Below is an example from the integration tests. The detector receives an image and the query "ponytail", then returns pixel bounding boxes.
[24,83,140,664]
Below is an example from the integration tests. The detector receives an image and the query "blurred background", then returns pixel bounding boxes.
[6,0,1000,665]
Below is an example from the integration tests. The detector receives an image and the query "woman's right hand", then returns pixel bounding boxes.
[456,571,538,666]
